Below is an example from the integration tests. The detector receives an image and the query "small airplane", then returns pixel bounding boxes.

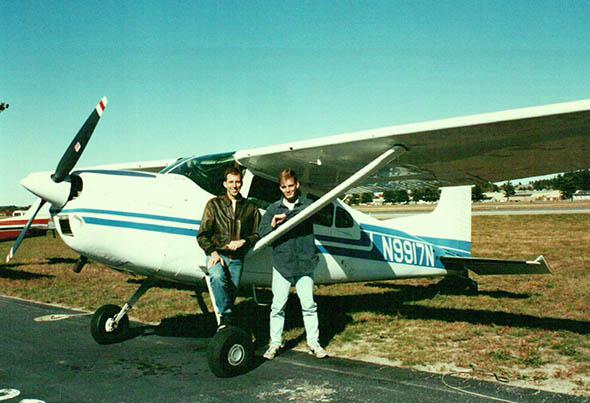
[0,200,51,242]
[6,97,590,377]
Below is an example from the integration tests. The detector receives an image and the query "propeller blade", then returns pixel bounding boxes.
[6,199,47,263]
[52,97,108,183]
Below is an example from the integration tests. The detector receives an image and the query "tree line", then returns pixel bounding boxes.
[530,169,590,199]
[347,169,590,205]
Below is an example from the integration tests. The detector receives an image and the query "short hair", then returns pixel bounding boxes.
[224,166,242,181]
[278,168,298,184]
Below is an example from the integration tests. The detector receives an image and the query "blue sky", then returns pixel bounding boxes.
[1,1,589,205]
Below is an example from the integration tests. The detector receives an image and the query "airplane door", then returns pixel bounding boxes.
[312,201,364,282]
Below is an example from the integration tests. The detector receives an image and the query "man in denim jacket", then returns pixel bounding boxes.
[259,168,327,359]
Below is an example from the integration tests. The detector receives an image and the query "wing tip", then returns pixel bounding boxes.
[534,255,552,274]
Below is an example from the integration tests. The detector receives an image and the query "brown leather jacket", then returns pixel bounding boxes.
[197,195,261,259]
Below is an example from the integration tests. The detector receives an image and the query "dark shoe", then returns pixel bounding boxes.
[217,315,232,331]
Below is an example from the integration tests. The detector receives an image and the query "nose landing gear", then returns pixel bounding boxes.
[90,304,130,344]
[89,279,155,344]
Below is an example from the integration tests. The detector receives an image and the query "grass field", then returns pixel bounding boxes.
[1,214,589,396]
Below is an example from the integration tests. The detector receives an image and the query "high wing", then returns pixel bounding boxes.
[235,99,590,193]
[73,158,178,173]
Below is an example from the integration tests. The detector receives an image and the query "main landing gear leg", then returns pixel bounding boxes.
[90,278,156,344]
[437,271,479,295]
[204,274,253,378]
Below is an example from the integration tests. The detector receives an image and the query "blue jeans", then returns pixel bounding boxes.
[206,255,243,317]
[269,269,319,348]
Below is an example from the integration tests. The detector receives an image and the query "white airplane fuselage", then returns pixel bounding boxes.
[49,169,471,288]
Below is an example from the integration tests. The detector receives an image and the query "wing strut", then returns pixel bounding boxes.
[252,145,407,253]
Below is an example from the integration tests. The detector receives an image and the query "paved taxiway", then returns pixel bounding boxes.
[1,296,584,402]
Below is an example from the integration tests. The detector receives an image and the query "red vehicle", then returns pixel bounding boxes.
[0,202,50,242]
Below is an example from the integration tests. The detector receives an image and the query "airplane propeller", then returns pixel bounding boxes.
[53,97,107,183]
[6,199,46,263]
[5,97,108,263]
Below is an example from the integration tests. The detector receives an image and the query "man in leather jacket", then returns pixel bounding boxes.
[197,166,261,328]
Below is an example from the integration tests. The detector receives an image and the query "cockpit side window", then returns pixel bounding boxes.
[335,206,354,228]
[162,152,237,196]
[307,194,334,227]
[247,175,282,209]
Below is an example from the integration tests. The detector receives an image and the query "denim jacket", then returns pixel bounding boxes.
[259,195,319,278]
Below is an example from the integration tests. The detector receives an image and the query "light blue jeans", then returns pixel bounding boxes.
[206,255,243,317]
[269,268,319,348]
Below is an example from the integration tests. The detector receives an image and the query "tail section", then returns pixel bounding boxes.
[384,185,472,254]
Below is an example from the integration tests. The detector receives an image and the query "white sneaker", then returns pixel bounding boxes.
[263,345,281,360]
[309,344,328,359]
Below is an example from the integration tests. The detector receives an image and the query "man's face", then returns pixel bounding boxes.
[224,173,242,199]
[279,177,299,202]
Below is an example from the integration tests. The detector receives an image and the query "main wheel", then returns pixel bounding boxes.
[207,326,253,377]
[466,279,479,295]
[90,304,130,344]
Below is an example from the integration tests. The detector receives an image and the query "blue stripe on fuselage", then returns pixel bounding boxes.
[83,217,198,236]
[316,243,393,262]
[315,230,372,247]
[61,208,200,225]
[72,169,157,178]
[360,223,471,253]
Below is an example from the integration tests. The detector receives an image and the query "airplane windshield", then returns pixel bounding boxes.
[161,152,236,196]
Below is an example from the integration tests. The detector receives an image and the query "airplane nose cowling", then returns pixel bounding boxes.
[20,172,71,208]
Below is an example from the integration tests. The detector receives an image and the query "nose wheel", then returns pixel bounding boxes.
[89,279,155,345]
[90,304,130,344]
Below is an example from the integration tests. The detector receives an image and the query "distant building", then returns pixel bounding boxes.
[572,190,590,201]
[372,192,384,205]
[483,190,561,202]
[482,191,506,202]
[535,190,562,201]
[509,192,533,202]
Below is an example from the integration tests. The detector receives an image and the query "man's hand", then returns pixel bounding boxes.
[271,213,287,228]
[207,251,225,269]
[226,239,246,251]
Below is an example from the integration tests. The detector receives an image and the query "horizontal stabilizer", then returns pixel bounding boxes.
[440,255,551,275]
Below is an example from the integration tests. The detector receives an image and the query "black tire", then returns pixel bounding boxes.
[207,326,253,377]
[90,304,130,344]
[467,280,479,295]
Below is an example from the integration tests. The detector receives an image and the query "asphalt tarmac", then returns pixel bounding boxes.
[0,296,585,403]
